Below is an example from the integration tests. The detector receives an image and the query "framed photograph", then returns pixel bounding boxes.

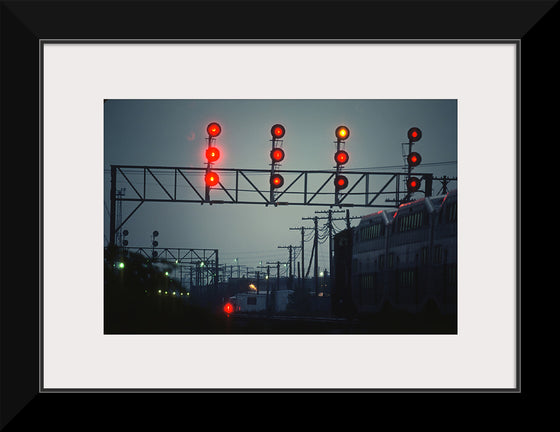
[1,0,552,422]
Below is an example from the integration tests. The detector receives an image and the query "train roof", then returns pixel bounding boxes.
[441,188,457,204]
[358,209,395,226]
[357,189,457,226]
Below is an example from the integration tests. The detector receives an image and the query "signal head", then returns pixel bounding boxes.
[207,122,222,138]
[407,151,422,167]
[270,148,285,163]
[270,173,284,189]
[223,302,234,314]
[205,146,220,163]
[335,126,350,141]
[334,175,349,190]
[407,127,422,142]
[205,171,220,187]
[271,124,286,139]
[407,176,421,192]
[334,150,349,165]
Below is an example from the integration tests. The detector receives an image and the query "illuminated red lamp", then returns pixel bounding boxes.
[270,173,284,188]
[334,150,349,165]
[334,175,348,190]
[271,124,286,139]
[407,127,422,142]
[335,126,350,141]
[207,122,222,138]
[205,146,220,163]
[407,176,421,192]
[270,148,285,163]
[205,171,220,187]
[223,302,234,314]
[407,151,422,167]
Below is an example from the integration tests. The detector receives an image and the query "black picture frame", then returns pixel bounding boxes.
[1,0,555,426]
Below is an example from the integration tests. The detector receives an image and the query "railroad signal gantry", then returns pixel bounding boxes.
[107,124,454,246]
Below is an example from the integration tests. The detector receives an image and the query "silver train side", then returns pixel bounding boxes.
[333,189,457,317]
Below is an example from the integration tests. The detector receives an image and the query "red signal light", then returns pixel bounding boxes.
[270,173,284,188]
[270,148,285,163]
[224,302,234,314]
[205,171,220,187]
[205,146,220,163]
[207,122,221,138]
[334,175,348,190]
[335,126,350,141]
[271,124,285,139]
[407,127,422,142]
[407,151,422,167]
[407,176,421,192]
[335,150,349,165]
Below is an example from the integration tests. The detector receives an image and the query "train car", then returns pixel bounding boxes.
[348,190,457,316]
[431,189,457,315]
[351,209,394,314]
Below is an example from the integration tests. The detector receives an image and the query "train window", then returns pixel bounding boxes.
[247,297,257,305]
[443,202,457,223]
[433,246,442,264]
[399,270,415,288]
[359,222,385,240]
[449,202,457,222]
[421,247,429,265]
[447,264,457,288]
[387,253,394,269]
[398,211,425,232]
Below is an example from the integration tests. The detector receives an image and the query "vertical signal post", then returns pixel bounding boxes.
[334,126,350,205]
[405,127,422,198]
[204,122,222,202]
[269,124,286,204]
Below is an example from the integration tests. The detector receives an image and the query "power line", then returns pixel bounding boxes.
[351,160,457,171]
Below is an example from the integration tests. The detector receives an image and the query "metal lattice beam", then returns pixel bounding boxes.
[109,164,444,245]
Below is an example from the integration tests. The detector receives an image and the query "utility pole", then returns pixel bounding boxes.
[234,257,240,278]
[434,175,457,194]
[289,225,313,290]
[256,264,269,297]
[314,216,318,297]
[299,216,320,297]
[266,261,282,291]
[313,209,344,280]
[299,210,361,297]
[266,265,270,312]
[278,245,301,278]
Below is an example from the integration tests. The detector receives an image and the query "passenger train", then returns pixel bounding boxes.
[333,189,457,317]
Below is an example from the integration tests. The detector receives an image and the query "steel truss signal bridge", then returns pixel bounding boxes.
[125,246,218,267]
[109,164,453,245]
[124,246,219,287]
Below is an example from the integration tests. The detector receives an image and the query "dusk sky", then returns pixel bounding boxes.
[104,99,457,274]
